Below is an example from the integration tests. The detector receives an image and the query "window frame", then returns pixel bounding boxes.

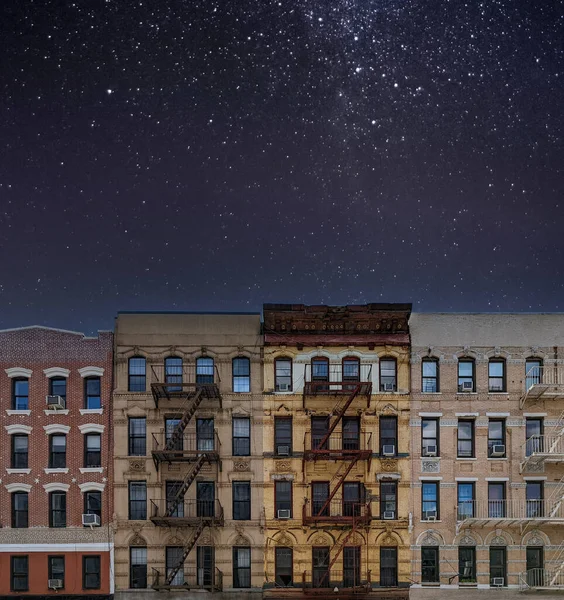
[233,546,251,589]
[11,434,29,469]
[421,418,439,457]
[128,481,147,520]
[232,357,251,393]
[380,481,397,519]
[49,434,67,469]
[488,359,506,392]
[82,555,101,590]
[84,376,101,409]
[459,546,476,583]
[232,481,251,521]
[11,555,29,591]
[12,491,28,528]
[232,417,251,456]
[342,356,360,382]
[421,481,440,520]
[379,357,397,392]
[458,358,476,392]
[526,481,544,518]
[525,358,543,390]
[488,482,506,518]
[275,480,292,518]
[421,547,439,583]
[195,356,214,384]
[128,357,146,392]
[84,490,102,525]
[48,555,65,588]
[164,356,183,392]
[421,358,439,393]
[84,433,102,468]
[130,546,147,589]
[487,419,506,458]
[12,378,29,410]
[128,417,146,456]
[457,482,475,520]
[274,417,292,455]
[379,416,398,456]
[457,420,475,458]
[275,357,293,392]
[525,417,544,457]
[49,491,67,528]
[275,547,293,587]
[50,377,67,405]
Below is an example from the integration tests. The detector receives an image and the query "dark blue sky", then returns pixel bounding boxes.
[1,0,563,334]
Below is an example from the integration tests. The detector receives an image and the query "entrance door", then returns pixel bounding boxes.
[421,547,439,583]
[197,481,215,517]
[312,547,330,588]
[380,547,398,587]
[526,547,544,587]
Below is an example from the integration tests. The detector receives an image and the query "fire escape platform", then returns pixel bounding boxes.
[519,367,564,408]
[151,382,221,407]
[149,500,225,527]
[264,590,408,600]
[303,449,372,462]
[150,514,224,527]
[151,431,221,467]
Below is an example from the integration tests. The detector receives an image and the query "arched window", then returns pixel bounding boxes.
[488,359,506,392]
[422,358,439,393]
[233,357,251,393]
[342,357,360,382]
[128,357,146,392]
[458,358,475,392]
[274,357,292,392]
[379,357,397,392]
[525,357,543,390]
[165,356,183,392]
[196,357,214,385]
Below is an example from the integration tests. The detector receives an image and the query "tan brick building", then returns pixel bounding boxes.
[0,325,114,599]
[112,312,264,599]
[409,313,564,596]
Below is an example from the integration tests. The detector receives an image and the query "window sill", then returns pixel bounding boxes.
[456,392,478,396]
[487,457,507,461]
[421,520,442,523]
[421,392,442,395]
[456,458,477,461]
[80,467,103,474]
[488,392,508,395]
[44,468,69,474]
[6,468,31,474]
[80,408,104,415]
[6,410,31,416]
[45,409,69,415]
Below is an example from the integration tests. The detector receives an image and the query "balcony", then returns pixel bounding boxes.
[150,364,222,407]
[152,431,220,466]
[520,568,564,590]
[457,499,564,528]
[520,366,564,408]
[303,431,372,461]
[150,499,224,527]
[521,434,564,471]
[151,566,223,592]
[301,570,371,595]
[302,501,373,527]
[303,364,372,398]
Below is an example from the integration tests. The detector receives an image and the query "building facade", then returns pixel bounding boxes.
[112,312,264,599]
[262,304,412,599]
[0,325,114,599]
[409,313,564,597]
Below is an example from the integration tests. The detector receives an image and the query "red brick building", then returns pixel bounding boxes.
[0,326,113,599]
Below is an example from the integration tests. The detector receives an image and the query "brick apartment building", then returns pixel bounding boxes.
[0,326,114,599]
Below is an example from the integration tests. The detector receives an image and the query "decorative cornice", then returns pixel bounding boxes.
[78,423,105,434]
[5,424,32,435]
[43,482,70,492]
[43,367,70,378]
[5,367,32,378]
[43,424,71,435]
[78,366,104,378]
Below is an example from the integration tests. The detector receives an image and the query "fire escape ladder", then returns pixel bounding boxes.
[316,455,361,517]
[319,516,360,588]
[165,520,207,586]
[165,455,208,517]
[547,475,564,518]
[165,389,204,451]
[317,384,362,450]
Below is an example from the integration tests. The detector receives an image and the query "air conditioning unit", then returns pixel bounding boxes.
[490,384,503,392]
[277,509,291,519]
[425,445,437,457]
[48,579,63,590]
[82,513,101,527]
[382,445,395,456]
[277,445,290,456]
[277,383,290,392]
[491,445,505,457]
[492,577,504,587]
[383,383,395,392]
[460,381,474,392]
[46,395,65,409]
[383,511,395,520]
[423,510,437,521]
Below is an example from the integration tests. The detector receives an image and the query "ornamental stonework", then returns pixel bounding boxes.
[421,459,440,473]
[381,459,398,472]
[233,460,251,472]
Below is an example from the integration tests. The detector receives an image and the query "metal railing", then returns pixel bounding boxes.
[152,566,223,591]
[150,499,224,524]
[303,500,372,524]
[301,569,371,591]
[152,430,220,455]
[151,363,221,385]
[303,363,372,395]
[457,499,564,522]
[303,430,372,454]
[521,366,564,406]
[519,568,564,590]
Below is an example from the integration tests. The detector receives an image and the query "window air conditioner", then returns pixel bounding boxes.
[492,578,504,587]
[277,383,290,392]
[48,579,63,590]
[383,511,395,520]
[425,446,437,457]
[424,510,437,521]
[82,513,101,527]
[383,383,395,392]
[46,395,65,409]
[277,509,291,519]
[382,445,396,456]
[491,445,505,457]
[277,445,290,456]
[490,384,503,392]
[461,381,473,392]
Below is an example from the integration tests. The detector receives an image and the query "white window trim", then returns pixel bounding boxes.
[5,367,32,378]
[419,476,443,481]
[6,409,31,416]
[5,483,32,493]
[486,412,510,417]
[455,477,479,481]
[523,413,547,417]
[419,412,443,417]
[79,423,105,434]
[43,424,70,435]
[5,424,32,435]
[43,367,70,378]
[79,482,106,493]
[78,366,104,378]
[44,468,69,474]
[455,412,479,417]
[485,477,510,482]
[80,467,104,474]
[80,408,104,415]
[523,476,548,481]
[44,409,69,416]
[43,482,70,492]
[6,468,31,475]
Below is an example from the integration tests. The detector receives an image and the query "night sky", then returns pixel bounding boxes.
[1,1,563,333]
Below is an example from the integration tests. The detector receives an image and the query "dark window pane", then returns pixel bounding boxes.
[13,379,29,410]
[275,358,292,391]
[83,556,101,589]
[196,357,214,384]
[128,358,146,392]
[130,547,147,589]
[85,377,102,409]
[128,418,146,456]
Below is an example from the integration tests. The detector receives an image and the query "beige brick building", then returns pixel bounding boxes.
[409,313,564,596]
[112,312,264,599]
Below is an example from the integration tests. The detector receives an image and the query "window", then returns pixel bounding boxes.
[343,482,361,517]
[128,418,146,456]
[275,357,292,392]
[489,547,506,586]
[11,435,28,469]
[312,482,329,516]
[48,555,65,588]
[129,481,147,520]
[11,556,28,591]
[275,480,292,518]
[196,357,214,384]
[421,418,439,457]
[421,547,439,583]
[459,547,476,583]
[233,481,251,520]
[342,356,360,390]
[197,547,215,587]
[380,416,397,456]
[311,416,329,450]
[526,358,543,390]
[164,356,182,392]
[49,492,66,528]
[49,434,67,468]
[457,482,475,520]
[488,420,506,457]
[526,418,544,456]
[233,547,251,588]
[488,482,506,518]
[489,359,506,392]
[165,418,182,451]
[196,418,214,452]
[422,481,439,519]
[312,547,330,588]
[380,358,397,391]
[85,433,102,467]
[526,481,543,518]
[233,417,250,456]
[12,492,28,528]
[526,547,543,584]
[342,416,360,451]
[85,377,101,409]
[311,357,329,382]
[166,481,184,518]
[197,481,215,518]
[128,357,146,392]
[457,420,475,458]
[166,546,184,586]
[83,555,101,589]
[84,491,102,525]
[380,481,397,519]
[50,377,67,405]
[275,417,292,455]
[130,547,147,589]
[458,359,475,392]
[12,378,29,410]
[275,547,293,587]
[343,547,361,588]
[233,357,251,393]
[422,358,439,392]
[380,547,398,587]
